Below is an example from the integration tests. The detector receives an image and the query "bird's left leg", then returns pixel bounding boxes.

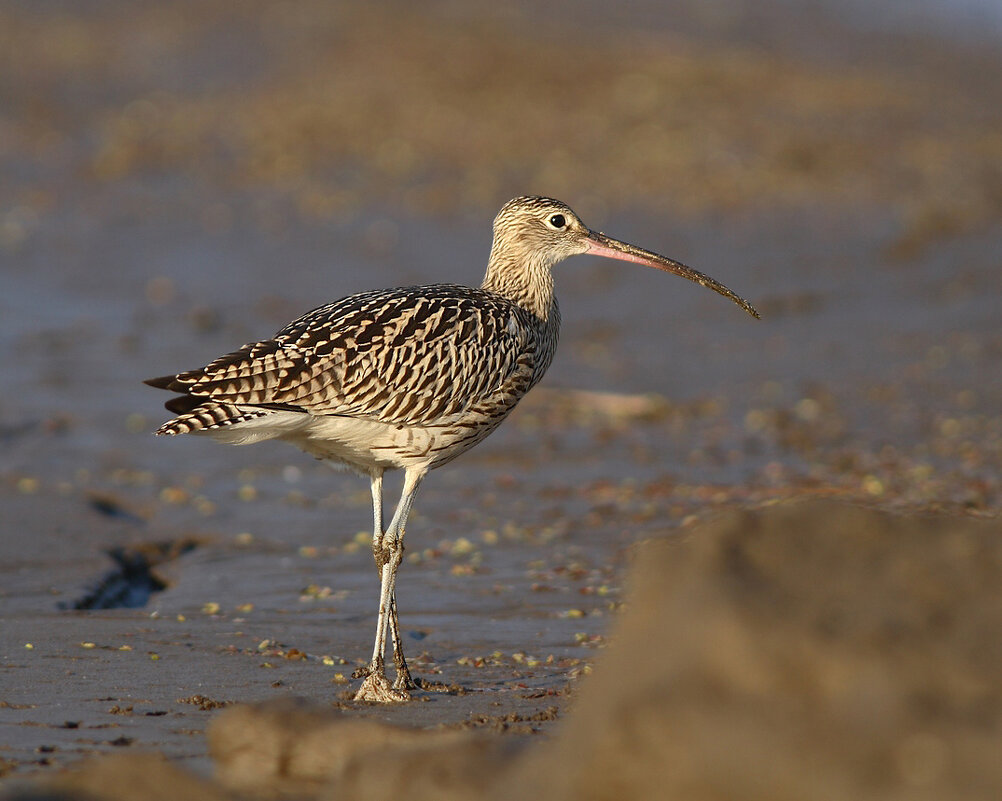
[354,467,425,703]
[388,592,416,690]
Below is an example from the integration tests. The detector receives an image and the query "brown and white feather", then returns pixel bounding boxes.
[148,281,560,472]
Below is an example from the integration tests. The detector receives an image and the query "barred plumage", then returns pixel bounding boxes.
[147,284,560,473]
[146,196,758,703]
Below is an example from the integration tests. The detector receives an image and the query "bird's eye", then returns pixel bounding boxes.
[547,214,566,229]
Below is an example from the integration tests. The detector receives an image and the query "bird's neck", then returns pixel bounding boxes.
[481,250,557,322]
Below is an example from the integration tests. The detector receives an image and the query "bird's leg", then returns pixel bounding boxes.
[354,467,425,703]
[355,471,416,691]
[388,597,415,690]
[353,470,386,683]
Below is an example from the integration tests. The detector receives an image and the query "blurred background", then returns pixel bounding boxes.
[2,0,1000,507]
[1,0,1001,775]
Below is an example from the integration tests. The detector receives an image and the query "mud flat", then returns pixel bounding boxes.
[1,0,1001,794]
[6,500,1002,800]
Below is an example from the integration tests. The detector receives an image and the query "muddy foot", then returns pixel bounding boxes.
[354,671,410,703]
[392,665,418,692]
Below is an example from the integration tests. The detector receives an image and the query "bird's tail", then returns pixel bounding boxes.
[154,402,273,436]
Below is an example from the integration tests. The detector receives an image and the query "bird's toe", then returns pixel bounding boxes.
[392,671,418,692]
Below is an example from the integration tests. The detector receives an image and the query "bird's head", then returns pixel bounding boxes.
[491,196,592,268]
[489,196,760,319]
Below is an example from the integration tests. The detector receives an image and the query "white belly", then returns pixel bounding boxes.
[201,409,499,475]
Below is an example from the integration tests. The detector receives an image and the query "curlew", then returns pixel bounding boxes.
[145,196,759,702]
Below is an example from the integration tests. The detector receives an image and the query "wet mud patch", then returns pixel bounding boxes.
[62,535,198,610]
[446,704,561,735]
[177,695,233,712]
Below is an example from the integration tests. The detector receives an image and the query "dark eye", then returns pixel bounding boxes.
[548,214,566,229]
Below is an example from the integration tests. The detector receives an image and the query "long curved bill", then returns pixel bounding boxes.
[585,230,760,319]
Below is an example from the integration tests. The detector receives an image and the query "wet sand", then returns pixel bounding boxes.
[10,500,1002,800]
[2,0,1001,795]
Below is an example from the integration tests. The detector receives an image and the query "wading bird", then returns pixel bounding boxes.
[146,196,759,702]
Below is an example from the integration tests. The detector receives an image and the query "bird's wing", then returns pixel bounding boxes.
[149,285,542,426]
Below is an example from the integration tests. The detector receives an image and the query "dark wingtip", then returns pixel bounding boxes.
[144,375,178,390]
[164,395,202,415]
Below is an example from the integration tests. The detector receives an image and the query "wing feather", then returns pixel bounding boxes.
[148,285,547,427]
